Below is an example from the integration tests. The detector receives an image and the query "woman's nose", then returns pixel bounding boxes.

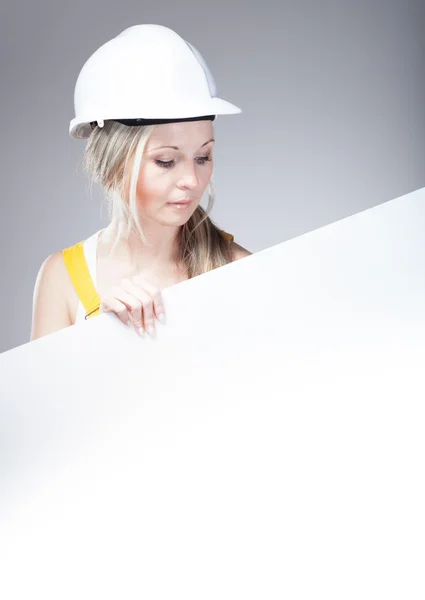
[178,176,198,189]
[177,165,199,189]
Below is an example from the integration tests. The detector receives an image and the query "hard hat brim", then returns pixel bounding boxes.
[69,97,242,139]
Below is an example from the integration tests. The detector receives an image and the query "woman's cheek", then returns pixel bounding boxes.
[137,170,167,205]
[202,165,214,190]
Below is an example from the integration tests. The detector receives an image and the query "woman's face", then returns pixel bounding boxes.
[135,119,214,227]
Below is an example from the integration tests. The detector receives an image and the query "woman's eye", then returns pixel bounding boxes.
[155,159,174,169]
[154,155,212,169]
[196,155,212,165]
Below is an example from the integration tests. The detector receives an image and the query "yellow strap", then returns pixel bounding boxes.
[62,242,101,319]
[220,230,234,243]
[63,230,234,320]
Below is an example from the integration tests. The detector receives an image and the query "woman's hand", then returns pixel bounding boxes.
[100,275,165,336]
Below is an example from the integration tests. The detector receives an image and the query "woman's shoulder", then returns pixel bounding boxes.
[34,229,89,285]
[31,230,99,338]
[35,250,72,284]
[218,229,251,262]
[229,241,252,262]
[31,250,75,340]
[35,244,83,298]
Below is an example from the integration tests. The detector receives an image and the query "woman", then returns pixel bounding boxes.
[31,25,251,341]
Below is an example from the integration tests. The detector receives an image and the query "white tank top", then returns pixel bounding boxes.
[74,229,104,324]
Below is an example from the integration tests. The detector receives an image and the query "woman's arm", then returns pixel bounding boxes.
[30,252,73,341]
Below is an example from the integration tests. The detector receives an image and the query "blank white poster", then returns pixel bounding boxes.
[0,187,424,599]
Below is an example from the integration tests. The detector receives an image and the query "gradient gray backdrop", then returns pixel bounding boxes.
[1,0,424,353]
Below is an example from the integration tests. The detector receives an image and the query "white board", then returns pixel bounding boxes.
[1,188,424,599]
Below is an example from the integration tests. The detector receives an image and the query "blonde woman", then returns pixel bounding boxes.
[31,25,250,341]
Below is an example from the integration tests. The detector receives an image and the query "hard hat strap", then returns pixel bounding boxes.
[90,115,215,130]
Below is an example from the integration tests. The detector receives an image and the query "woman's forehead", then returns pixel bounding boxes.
[147,120,214,149]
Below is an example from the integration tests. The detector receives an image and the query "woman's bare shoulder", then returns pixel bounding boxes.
[229,241,252,262]
[37,250,73,286]
[30,250,75,341]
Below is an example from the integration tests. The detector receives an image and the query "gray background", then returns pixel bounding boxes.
[1,0,424,354]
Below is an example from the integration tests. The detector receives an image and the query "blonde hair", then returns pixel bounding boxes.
[83,120,232,278]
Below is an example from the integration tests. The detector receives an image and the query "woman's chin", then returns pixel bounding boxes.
[154,214,193,228]
[157,204,198,225]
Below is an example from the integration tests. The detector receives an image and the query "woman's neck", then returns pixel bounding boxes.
[99,221,183,273]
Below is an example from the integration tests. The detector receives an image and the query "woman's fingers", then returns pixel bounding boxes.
[100,292,136,325]
[122,278,157,334]
[100,277,165,337]
[132,276,166,322]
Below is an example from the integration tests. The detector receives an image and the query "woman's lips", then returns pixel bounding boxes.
[166,200,192,209]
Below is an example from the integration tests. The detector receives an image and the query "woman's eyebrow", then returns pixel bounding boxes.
[149,138,215,152]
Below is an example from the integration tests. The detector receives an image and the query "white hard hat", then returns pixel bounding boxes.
[70,24,242,139]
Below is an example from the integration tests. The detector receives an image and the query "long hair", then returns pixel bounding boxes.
[82,120,232,278]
